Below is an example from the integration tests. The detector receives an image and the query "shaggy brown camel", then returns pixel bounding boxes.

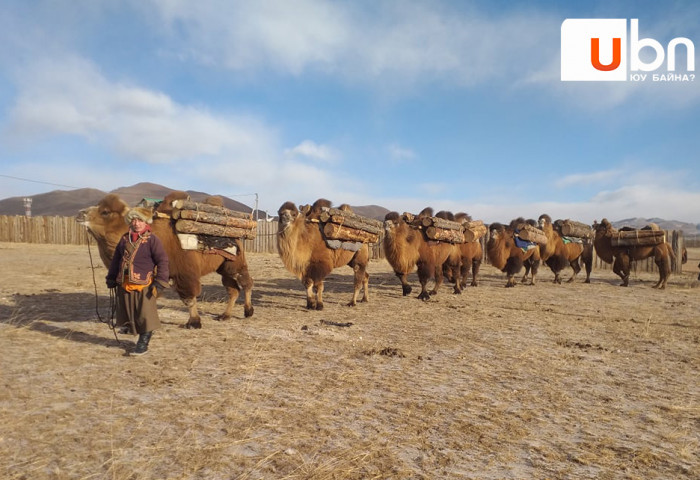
[277,199,369,310]
[77,192,254,328]
[383,208,455,300]
[593,218,672,289]
[443,212,482,288]
[538,214,585,284]
[487,221,541,287]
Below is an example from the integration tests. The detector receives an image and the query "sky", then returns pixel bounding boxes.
[0,0,698,223]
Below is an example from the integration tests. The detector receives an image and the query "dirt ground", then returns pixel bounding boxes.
[0,242,698,480]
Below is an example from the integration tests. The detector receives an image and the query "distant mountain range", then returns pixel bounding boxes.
[0,182,391,221]
[1,183,699,234]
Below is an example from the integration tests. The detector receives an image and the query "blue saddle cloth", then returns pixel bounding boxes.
[514,231,537,251]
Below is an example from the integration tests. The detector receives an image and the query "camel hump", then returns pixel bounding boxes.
[205,195,224,207]
[158,191,190,214]
[455,212,472,222]
[435,210,455,221]
[418,207,434,218]
[338,203,353,213]
[99,194,129,214]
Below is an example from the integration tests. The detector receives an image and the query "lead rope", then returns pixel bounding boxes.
[86,232,123,345]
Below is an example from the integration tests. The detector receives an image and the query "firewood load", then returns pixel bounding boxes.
[410,215,466,243]
[461,219,487,242]
[611,228,666,247]
[514,223,548,245]
[171,199,257,240]
[558,219,593,239]
[318,207,382,244]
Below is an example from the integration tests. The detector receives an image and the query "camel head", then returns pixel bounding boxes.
[77,194,129,239]
[538,214,552,229]
[593,218,614,237]
[76,194,130,267]
[488,222,506,241]
[278,201,301,232]
[383,211,403,234]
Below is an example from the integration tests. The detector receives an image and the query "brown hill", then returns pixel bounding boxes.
[0,183,257,217]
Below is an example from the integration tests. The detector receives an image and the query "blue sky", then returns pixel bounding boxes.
[1,0,698,223]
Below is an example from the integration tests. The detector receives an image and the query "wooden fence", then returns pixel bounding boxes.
[0,216,685,274]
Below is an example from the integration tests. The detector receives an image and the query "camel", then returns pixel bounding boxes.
[77,192,254,328]
[383,208,455,300]
[443,212,482,288]
[592,218,672,289]
[486,220,541,287]
[277,199,369,310]
[538,214,585,284]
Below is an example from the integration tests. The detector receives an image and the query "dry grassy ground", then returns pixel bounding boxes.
[1,242,698,480]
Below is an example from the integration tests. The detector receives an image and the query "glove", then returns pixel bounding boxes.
[106,279,118,289]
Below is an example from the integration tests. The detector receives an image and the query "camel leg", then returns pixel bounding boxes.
[315,281,324,310]
[450,263,462,294]
[303,278,316,310]
[429,265,444,296]
[614,255,630,286]
[460,262,470,290]
[183,297,202,329]
[567,259,581,283]
[653,255,670,289]
[361,271,369,302]
[218,285,240,321]
[395,271,412,296]
[471,259,481,287]
[416,263,431,301]
[348,264,367,306]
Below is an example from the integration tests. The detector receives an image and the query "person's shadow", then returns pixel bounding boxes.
[1,291,131,353]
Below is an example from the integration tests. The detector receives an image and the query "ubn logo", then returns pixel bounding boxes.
[561,19,695,81]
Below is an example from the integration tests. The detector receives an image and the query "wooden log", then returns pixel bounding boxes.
[611,230,665,247]
[559,219,593,239]
[516,224,548,245]
[419,216,463,230]
[172,199,252,220]
[462,220,487,242]
[323,222,379,243]
[319,213,382,235]
[319,207,382,229]
[175,219,256,239]
[175,208,257,230]
[425,226,466,243]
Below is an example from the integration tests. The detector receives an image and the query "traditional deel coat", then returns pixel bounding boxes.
[106,228,170,334]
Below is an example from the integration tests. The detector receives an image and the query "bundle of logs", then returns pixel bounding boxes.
[319,207,382,243]
[557,219,593,239]
[611,228,666,247]
[514,222,548,245]
[407,214,488,243]
[171,199,257,240]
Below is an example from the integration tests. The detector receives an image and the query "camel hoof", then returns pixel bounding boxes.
[347,301,357,307]
[402,285,412,296]
[417,292,431,301]
[244,306,254,318]
[316,303,324,311]
[216,314,231,322]
[185,320,202,329]
[584,279,591,284]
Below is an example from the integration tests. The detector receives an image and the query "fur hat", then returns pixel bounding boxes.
[125,206,153,225]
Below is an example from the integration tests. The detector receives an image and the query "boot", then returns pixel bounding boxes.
[131,331,153,356]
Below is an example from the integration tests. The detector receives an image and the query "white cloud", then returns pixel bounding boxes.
[285,140,339,163]
[554,168,624,189]
[387,143,416,163]
[150,0,556,88]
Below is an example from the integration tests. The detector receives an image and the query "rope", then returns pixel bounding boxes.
[86,231,123,346]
